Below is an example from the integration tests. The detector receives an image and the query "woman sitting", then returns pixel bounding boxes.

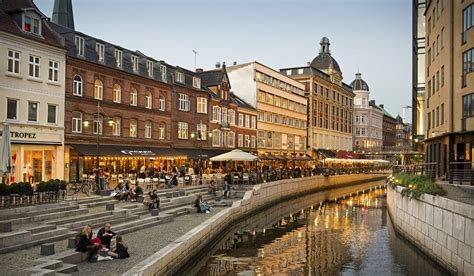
[114,183,130,201]
[129,185,143,202]
[194,194,211,213]
[143,189,160,209]
[75,225,99,262]
[112,236,130,259]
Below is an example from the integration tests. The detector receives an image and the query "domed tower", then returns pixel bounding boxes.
[351,72,370,108]
[310,37,343,82]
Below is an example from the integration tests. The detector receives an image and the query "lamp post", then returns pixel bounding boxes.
[191,123,212,185]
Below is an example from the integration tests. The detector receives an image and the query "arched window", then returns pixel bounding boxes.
[111,117,121,136]
[159,95,166,111]
[130,88,138,106]
[159,123,165,140]
[130,119,137,137]
[94,79,103,100]
[73,75,83,96]
[145,92,152,109]
[145,121,152,138]
[113,83,121,103]
[71,111,82,133]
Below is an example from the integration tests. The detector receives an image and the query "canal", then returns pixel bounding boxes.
[188,186,449,275]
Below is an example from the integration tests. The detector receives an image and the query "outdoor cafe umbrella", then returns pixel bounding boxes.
[210,149,257,162]
[1,123,13,183]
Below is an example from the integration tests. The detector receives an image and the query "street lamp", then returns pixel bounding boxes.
[191,123,213,185]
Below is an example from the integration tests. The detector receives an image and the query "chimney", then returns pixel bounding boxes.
[222,61,226,68]
[379,104,384,109]
[215,62,221,68]
[233,61,237,66]
[307,62,311,66]
[196,68,203,73]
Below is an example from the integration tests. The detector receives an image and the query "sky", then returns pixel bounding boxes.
[35,0,412,120]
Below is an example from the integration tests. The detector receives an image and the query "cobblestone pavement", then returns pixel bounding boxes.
[74,207,226,276]
[439,183,474,205]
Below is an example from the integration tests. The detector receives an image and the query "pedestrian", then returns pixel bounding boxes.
[224,172,232,198]
[97,223,116,249]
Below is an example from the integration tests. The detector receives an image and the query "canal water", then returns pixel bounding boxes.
[195,188,449,275]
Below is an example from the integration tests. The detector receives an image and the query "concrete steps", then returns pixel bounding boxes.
[46,211,112,226]
[31,227,69,241]
[7,208,88,225]
[0,203,71,220]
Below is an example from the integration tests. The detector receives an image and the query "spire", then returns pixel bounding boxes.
[52,0,75,30]
[319,37,331,55]
[355,72,362,79]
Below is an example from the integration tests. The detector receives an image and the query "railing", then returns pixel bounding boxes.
[448,162,474,185]
[392,163,436,179]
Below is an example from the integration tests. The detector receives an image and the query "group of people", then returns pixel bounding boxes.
[75,223,129,262]
[112,183,143,202]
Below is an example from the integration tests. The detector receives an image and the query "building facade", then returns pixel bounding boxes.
[281,37,354,154]
[0,0,66,183]
[379,104,397,149]
[351,73,383,151]
[227,62,308,158]
[423,0,474,178]
[396,116,412,149]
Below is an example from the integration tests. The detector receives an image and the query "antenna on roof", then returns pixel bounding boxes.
[192,50,198,70]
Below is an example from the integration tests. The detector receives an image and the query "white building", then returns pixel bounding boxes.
[351,73,383,151]
[0,1,66,183]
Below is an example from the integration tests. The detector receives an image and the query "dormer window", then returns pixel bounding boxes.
[160,65,167,82]
[132,55,139,72]
[114,49,122,68]
[96,43,104,63]
[147,60,154,77]
[23,15,41,35]
[176,71,184,83]
[193,77,201,89]
[75,36,84,57]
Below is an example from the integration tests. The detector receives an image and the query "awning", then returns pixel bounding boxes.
[71,144,120,156]
[71,144,182,157]
[315,148,336,158]
[335,150,358,159]
[175,148,218,159]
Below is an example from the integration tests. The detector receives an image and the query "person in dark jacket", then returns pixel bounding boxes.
[76,225,99,261]
[113,236,130,259]
[97,223,116,249]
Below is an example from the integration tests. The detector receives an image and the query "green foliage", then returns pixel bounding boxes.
[0,184,10,196]
[392,173,446,198]
[37,179,60,193]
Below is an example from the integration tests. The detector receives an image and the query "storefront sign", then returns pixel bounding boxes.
[120,150,155,156]
[0,131,36,139]
[0,126,63,144]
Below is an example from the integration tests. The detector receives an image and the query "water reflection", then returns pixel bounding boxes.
[198,188,448,276]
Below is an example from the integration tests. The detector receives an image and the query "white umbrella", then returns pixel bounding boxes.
[210,149,257,162]
[1,123,13,183]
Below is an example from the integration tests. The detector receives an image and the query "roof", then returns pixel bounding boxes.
[310,53,342,73]
[197,68,226,88]
[0,0,64,49]
[380,106,396,119]
[230,92,256,111]
[350,73,370,91]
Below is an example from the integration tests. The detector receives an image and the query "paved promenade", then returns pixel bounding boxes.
[438,182,474,205]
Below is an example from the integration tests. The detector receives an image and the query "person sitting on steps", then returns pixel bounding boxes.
[194,194,211,213]
[143,189,160,210]
[97,223,116,249]
[112,236,130,259]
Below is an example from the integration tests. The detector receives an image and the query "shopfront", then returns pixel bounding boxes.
[0,126,65,184]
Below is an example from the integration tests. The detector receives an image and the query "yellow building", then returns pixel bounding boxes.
[423,0,474,179]
[281,37,354,155]
[227,62,308,158]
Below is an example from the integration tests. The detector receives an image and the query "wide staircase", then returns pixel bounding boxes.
[0,185,243,275]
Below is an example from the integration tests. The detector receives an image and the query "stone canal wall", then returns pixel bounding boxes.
[387,185,474,275]
[124,173,387,276]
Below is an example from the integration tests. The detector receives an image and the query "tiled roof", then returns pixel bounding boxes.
[198,69,225,87]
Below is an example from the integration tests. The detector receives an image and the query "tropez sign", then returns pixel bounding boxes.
[0,131,36,139]
[120,150,155,156]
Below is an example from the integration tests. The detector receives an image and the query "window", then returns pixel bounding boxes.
[75,36,84,56]
[245,135,250,148]
[7,50,20,74]
[130,88,138,106]
[228,132,235,148]
[441,66,445,87]
[114,49,123,68]
[440,28,444,49]
[175,71,184,83]
[213,106,221,122]
[28,55,40,78]
[258,91,265,102]
[159,123,165,140]
[147,60,154,78]
[463,93,474,117]
[238,134,243,147]
[93,115,103,135]
[145,121,152,138]
[145,92,152,109]
[48,60,59,82]
[72,75,83,96]
[23,15,40,35]
[130,119,137,137]
[178,94,189,111]
[96,43,105,62]
[197,97,207,114]
[28,102,38,122]
[464,4,473,33]
[251,116,256,128]
[436,71,440,91]
[361,128,366,135]
[47,104,57,124]
[72,111,82,133]
[436,107,440,127]
[212,129,221,147]
[251,135,256,148]
[193,77,201,89]
[159,95,166,111]
[463,48,474,76]
[436,35,440,55]
[160,65,167,81]
[427,112,431,130]
[228,109,235,125]
[222,108,228,124]
[94,79,103,100]
[178,122,188,139]
[238,113,244,127]
[245,115,250,128]
[132,55,139,72]
[113,83,121,103]
[197,124,207,140]
[441,103,444,125]
[112,117,121,136]
[7,99,18,120]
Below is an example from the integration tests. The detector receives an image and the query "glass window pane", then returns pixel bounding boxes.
[47,105,56,123]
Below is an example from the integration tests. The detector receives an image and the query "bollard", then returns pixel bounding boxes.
[41,243,55,256]
[0,221,12,233]
[106,203,115,211]
[150,209,160,216]
[67,238,76,249]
